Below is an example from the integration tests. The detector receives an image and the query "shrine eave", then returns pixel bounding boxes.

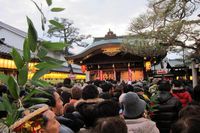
[65,38,123,61]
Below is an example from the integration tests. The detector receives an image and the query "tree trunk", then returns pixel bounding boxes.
[64,29,74,74]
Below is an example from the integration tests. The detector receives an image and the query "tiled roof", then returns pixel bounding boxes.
[0,21,82,73]
[0,21,43,40]
[52,66,82,74]
[0,39,37,58]
[0,21,27,38]
[0,40,82,73]
[0,39,23,56]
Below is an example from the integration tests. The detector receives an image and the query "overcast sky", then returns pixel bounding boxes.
[0,0,182,58]
[0,0,148,37]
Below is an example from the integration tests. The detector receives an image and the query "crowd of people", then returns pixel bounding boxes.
[0,77,200,133]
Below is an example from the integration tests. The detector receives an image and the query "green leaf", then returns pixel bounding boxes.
[27,17,38,52]
[32,68,51,80]
[48,26,59,33]
[24,97,49,104]
[23,88,51,102]
[49,20,65,29]
[18,65,28,86]
[51,7,65,12]
[1,94,12,113]
[5,109,20,126]
[46,0,52,6]
[40,56,65,64]
[37,80,52,87]
[0,102,5,111]
[7,76,20,99]
[0,74,9,84]
[23,38,31,62]
[35,62,62,69]
[37,47,48,58]
[30,80,52,87]
[10,48,24,70]
[41,41,67,51]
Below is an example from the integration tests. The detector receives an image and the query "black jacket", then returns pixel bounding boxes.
[57,115,84,132]
[150,91,182,133]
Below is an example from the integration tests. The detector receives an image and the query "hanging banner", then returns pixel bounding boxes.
[99,70,103,80]
[113,68,116,80]
[128,67,132,81]
[97,70,100,80]
[112,64,116,80]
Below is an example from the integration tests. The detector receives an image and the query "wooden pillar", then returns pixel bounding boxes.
[192,60,198,88]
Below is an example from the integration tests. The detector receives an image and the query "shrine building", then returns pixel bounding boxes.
[65,30,163,82]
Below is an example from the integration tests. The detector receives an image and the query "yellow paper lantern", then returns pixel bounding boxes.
[145,61,151,71]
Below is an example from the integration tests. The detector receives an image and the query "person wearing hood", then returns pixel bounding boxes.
[149,80,182,133]
[121,92,159,133]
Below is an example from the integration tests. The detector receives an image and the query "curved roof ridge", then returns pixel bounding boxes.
[75,37,124,56]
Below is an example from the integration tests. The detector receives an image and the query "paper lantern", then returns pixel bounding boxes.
[145,61,151,71]
[81,65,87,73]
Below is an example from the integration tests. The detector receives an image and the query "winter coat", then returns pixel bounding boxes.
[172,89,192,107]
[75,98,104,128]
[125,117,159,133]
[57,115,84,132]
[150,91,182,133]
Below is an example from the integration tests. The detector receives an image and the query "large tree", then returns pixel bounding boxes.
[127,0,200,57]
[47,17,90,73]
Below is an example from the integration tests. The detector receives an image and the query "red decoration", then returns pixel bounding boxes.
[81,65,87,73]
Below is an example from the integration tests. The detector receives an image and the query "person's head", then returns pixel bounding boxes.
[60,91,71,105]
[76,102,98,128]
[71,86,82,100]
[172,80,182,87]
[40,109,60,133]
[115,84,124,93]
[179,105,200,119]
[171,115,200,133]
[63,78,71,88]
[133,86,144,94]
[56,87,63,95]
[93,80,102,87]
[92,117,127,133]
[96,100,120,118]
[55,82,63,89]
[172,80,184,91]
[123,84,134,93]
[11,105,60,133]
[37,88,64,116]
[100,82,113,93]
[51,89,64,116]
[158,80,171,91]
[82,84,99,100]
[152,78,160,84]
[121,92,146,118]
[192,84,200,103]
